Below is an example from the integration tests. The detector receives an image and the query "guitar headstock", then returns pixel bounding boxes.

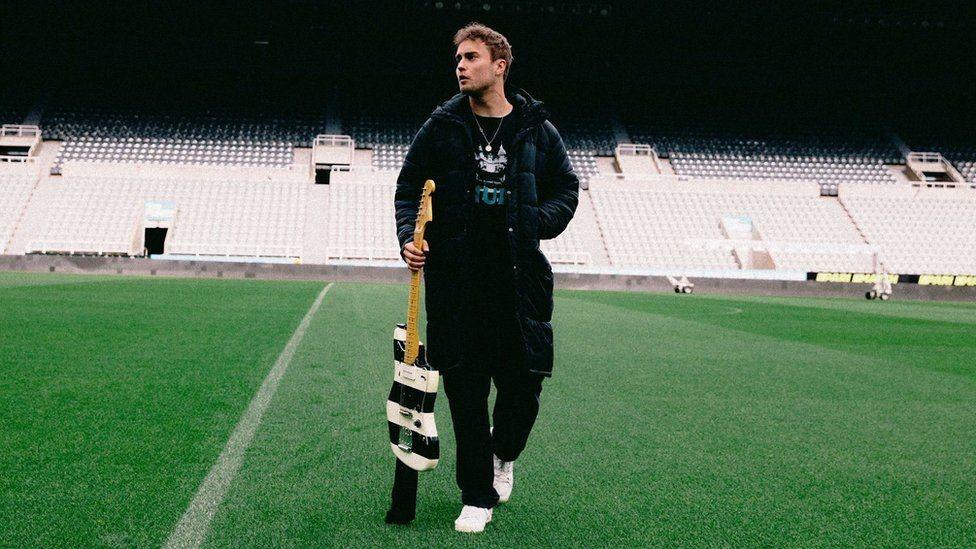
[414,179,435,234]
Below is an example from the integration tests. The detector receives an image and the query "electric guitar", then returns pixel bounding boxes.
[386,179,437,524]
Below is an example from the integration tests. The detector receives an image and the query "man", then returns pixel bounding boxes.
[393,22,579,533]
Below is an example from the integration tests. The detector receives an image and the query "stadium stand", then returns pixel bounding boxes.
[588,176,874,272]
[839,183,976,275]
[325,168,400,261]
[25,176,304,258]
[4,82,970,278]
[628,124,904,163]
[166,181,305,258]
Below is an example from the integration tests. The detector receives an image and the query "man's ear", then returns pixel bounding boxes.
[495,59,506,78]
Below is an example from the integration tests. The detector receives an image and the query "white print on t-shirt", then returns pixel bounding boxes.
[474,143,507,206]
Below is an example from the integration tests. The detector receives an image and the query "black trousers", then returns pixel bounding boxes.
[442,263,546,509]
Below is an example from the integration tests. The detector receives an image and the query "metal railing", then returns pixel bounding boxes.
[325,246,400,261]
[0,124,41,138]
[313,135,355,148]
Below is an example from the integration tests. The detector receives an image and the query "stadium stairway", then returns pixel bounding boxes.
[302,183,332,264]
[4,141,61,255]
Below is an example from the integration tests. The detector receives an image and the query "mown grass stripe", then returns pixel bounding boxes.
[164,282,334,549]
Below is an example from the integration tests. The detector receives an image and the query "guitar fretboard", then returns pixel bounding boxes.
[404,268,421,364]
[403,179,434,366]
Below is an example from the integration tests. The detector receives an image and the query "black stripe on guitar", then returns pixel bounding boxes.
[387,381,437,414]
[387,422,440,460]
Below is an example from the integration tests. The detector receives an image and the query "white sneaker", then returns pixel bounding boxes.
[493,454,514,503]
[454,505,492,533]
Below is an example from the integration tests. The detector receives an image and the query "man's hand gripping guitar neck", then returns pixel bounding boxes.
[403,240,429,272]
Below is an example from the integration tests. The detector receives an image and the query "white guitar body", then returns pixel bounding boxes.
[388,325,440,471]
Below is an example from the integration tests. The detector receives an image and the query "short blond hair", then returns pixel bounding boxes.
[453,22,514,82]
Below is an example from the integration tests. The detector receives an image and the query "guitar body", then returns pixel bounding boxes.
[387,323,439,471]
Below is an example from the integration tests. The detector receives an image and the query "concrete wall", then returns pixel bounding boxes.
[2,254,974,302]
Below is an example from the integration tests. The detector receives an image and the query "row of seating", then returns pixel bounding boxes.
[41,106,330,147]
[627,125,904,163]
[372,144,409,171]
[955,160,975,183]
[53,137,294,169]
[670,153,896,194]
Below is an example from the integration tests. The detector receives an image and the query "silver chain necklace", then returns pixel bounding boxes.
[473,114,504,152]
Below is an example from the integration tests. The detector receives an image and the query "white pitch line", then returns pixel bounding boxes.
[164,282,334,549]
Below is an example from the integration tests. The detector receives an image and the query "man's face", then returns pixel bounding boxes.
[455,39,503,95]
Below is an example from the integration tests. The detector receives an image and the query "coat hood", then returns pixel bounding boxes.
[430,84,550,133]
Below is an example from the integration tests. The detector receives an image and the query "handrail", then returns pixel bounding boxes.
[313,134,355,148]
[615,143,655,156]
[0,124,41,138]
[686,238,880,254]
[906,151,943,164]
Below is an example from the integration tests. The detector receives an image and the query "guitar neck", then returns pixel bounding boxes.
[403,229,425,365]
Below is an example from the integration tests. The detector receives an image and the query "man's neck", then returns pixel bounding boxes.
[468,84,514,118]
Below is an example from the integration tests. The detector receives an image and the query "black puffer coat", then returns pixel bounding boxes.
[394,85,579,377]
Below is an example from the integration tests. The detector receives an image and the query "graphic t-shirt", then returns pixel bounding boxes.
[466,107,517,251]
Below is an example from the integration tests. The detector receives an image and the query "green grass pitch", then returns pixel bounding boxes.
[1,272,974,546]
